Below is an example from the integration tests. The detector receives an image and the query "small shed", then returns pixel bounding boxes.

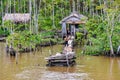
[60,11,87,37]
[3,13,31,23]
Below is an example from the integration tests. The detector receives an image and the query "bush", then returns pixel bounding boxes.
[0,27,10,36]
[6,31,42,50]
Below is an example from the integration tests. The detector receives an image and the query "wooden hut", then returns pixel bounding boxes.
[3,13,31,23]
[60,11,87,37]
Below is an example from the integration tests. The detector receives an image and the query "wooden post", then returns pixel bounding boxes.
[49,39,53,54]
[40,46,42,54]
[49,50,52,56]
[16,51,18,64]
[66,52,69,66]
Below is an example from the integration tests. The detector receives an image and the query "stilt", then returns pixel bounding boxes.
[49,50,52,56]
[66,52,69,66]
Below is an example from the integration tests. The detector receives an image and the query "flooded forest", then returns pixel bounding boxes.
[0,0,120,80]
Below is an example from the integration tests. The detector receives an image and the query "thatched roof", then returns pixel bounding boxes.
[60,11,87,24]
[3,13,31,23]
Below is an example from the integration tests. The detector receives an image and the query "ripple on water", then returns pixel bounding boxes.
[40,71,92,80]
[16,68,92,80]
[16,70,31,80]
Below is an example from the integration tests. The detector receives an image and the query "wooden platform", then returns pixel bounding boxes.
[46,60,76,67]
[45,52,76,67]
[0,37,6,41]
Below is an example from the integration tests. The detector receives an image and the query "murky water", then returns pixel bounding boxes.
[0,42,120,80]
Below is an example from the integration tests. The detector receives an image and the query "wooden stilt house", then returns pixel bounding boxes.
[60,11,87,38]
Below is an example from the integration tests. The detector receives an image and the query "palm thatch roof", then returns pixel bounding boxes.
[60,11,87,24]
[3,13,31,23]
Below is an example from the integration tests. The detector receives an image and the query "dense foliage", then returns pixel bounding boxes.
[85,16,120,55]
[0,27,9,36]
[0,0,120,55]
[6,30,57,51]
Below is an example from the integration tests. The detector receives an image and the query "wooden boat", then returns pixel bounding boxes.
[45,51,76,66]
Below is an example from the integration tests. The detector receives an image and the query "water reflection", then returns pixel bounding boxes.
[108,57,120,80]
[46,67,76,73]
[117,58,120,70]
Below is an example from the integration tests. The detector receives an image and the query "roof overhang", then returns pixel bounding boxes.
[60,11,87,24]
[66,21,86,24]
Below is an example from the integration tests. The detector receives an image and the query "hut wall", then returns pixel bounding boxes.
[70,25,75,36]
[62,22,67,37]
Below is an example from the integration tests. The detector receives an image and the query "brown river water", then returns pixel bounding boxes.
[0,42,120,80]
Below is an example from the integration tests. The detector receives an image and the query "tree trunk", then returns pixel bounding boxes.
[52,0,55,28]
[69,0,72,12]
[29,0,32,33]
[109,35,114,56]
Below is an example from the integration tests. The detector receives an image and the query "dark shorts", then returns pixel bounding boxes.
[64,41,68,46]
